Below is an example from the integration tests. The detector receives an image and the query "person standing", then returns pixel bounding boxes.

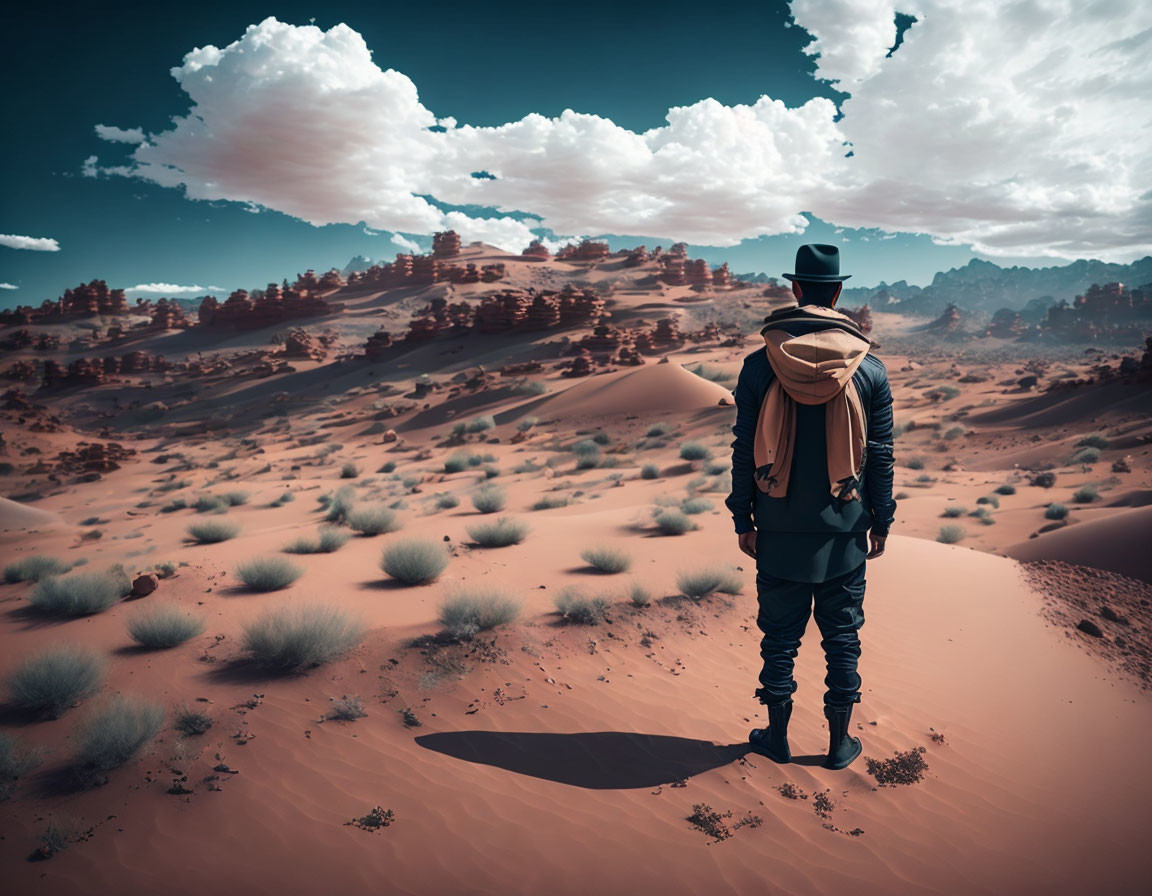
[725,244,896,769]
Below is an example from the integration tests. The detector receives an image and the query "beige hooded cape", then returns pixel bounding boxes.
[752,305,871,501]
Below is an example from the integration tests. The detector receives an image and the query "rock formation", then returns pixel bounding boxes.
[432,230,462,258]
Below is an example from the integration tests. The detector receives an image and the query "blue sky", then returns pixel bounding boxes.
[2,0,1147,307]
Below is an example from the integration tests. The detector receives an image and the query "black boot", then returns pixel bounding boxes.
[823,703,862,770]
[748,698,792,763]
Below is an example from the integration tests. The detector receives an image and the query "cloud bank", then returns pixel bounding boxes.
[127,283,224,295]
[96,3,1152,261]
[1,234,61,252]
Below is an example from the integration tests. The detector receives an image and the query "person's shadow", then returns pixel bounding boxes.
[415,730,751,789]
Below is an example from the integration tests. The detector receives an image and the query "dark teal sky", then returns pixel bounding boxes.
[1,0,1050,308]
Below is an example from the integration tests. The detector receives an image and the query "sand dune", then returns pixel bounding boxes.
[0,496,63,534]
[1005,504,1152,583]
[525,361,733,421]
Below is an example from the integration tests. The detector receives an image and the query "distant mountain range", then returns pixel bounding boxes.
[740,256,1152,316]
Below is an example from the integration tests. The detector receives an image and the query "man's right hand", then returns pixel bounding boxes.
[738,530,757,558]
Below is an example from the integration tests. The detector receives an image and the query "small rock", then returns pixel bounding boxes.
[132,573,159,597]
[1111,455,1132,473]
[1076,619,1103,638]
[382,429,398,443]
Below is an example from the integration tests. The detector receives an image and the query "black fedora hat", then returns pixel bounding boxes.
[782,243,851,282]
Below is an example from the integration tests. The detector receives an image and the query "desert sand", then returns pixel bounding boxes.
[1,242,1150,894]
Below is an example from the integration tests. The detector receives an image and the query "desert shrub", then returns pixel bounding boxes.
[465,415,495,433]
[516,417,539,432]
[894,491,910,499]
[681,497,713,515]
[380,540,449,585]
[284,526,350,554]
[221,491,250,506]
[976,494,1000,508]
[235,556,304,592]
[1077,434,1109,450]
[513,379,547,396]
[0,733,40,800]
[1045,502,1069,520]
[926,385,960,401]
[915,474,934,483]
[482,465,501,479]
[646,422,671,438]
[174,706,212,736]
[347,505,402,536]
[704,461,728,476]
[341,462,360,479]
[438,588,522,640]
[628,582,652,607]
[434,493,461,510]
[941,505,967,518]
[580,545,632,574]
[72,696,164,773]
[242,604,364,672]
[654,509,696,535]
[127,605,205,649]
[554,589,610,625]
[676,566,743,599]
[590,431,612,445]
[193,495,228,513]
[6,646,105,718]
[937,525,965,544]
[943,426,965,440]
[467,517,529,547]
[571,440,602,469]
[994,484,1016,495]
[1072,446,1100,464]
[328,695,367,720]
[161,498,188,513]
[377,461,397,474]
[186,520,241,543]
[271,490,296,506]
[471,485,507,514]
[27,570,127,616]
[4,555,71,583]
[905,457,925,470]
[1031,471,1057,488]
[679,441,711,462]
[444,452,477,474]
[324,486,356,523]
[1072,485,1098,503]
[641,463,660,480]
[532,495,569,510]
[153,561,177,579]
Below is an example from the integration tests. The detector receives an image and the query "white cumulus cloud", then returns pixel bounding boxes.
[95,124,146,143]
[390,233,424,254]
[127,283,224,294]
[99,6,1152,261]
[0,234,61,252]
[0,283,18,289]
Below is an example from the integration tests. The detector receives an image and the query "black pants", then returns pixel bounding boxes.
[754,559,866,708]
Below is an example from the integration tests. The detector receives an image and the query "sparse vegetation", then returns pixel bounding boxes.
[654,509,696,535]
[328,695,368,721]
[679,440,711,462]
[580,545,632,574]
[628,582,652,607]
[380,539,450,585]
[466,517,529,547]
[242,604,365,672]
[341,462,360,479]
[1072,485,1098,503]
[127,605,206,649]
[186,520,241,544]
[174,706,213,736]
[646,422,671,438]
[26,570,128,616]
[641,463,660,479]
[865,746,929,786]
[434,493,461,510]
[1045,502,1069,520]
[994,484,1016,495]
[235,556,304,592]
[6,646,105,718]
[284,526,350,554]
[471,485,507,514]
[937,525,965,543]
[532,495,569,511]
[444,452,478,474]
[347,505,402,536]
[324,486,356,523]
[1077,434,1109,450]
[438,588,522,640]
[941,505,967,518]
[554,588,610,624]
[676,566,743,599]
[1072,446,1100,464]
[680,497,713,515]
[72,696,165,776]
[4,555,71,583]
[0,732,40,801]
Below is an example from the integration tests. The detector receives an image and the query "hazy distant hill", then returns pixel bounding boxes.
[837,256,1152,316]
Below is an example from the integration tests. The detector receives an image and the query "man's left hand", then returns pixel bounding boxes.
[866,533,887,559]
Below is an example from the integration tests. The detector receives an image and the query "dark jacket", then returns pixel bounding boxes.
[725,317,897,539]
